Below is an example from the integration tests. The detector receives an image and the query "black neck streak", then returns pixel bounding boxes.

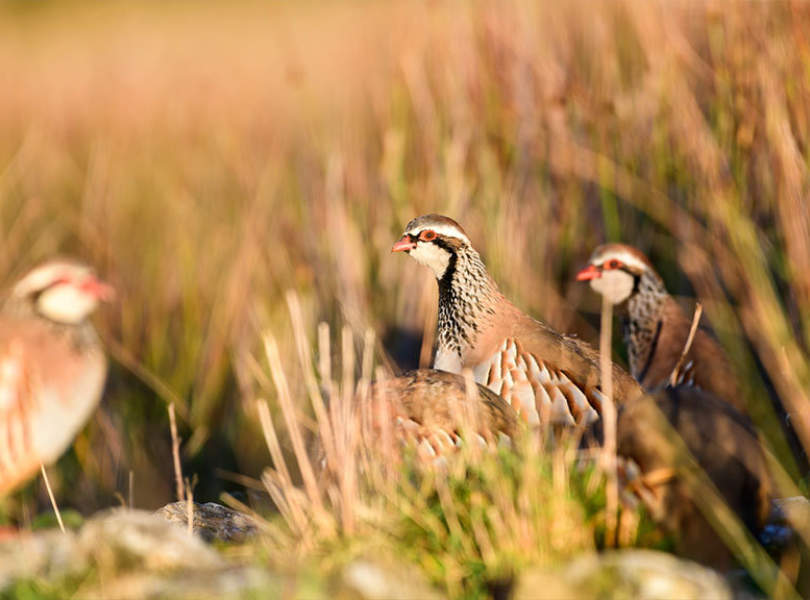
[436,244,496,360]
[625,270,668,381]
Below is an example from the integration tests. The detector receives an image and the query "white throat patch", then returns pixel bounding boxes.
[590,269,635,305]
[37,284,99,324]
[408,241,452,279]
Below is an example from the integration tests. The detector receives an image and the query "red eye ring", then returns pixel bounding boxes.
[607,259,621,269]
[421,230,437,241]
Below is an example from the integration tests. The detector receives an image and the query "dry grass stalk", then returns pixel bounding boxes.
[461,369,484,463]
[358,328,375,400]
[669,303,703,386]
[372,365,395,478]
[337,326,360,535]
[598,297,618,548]
[251,306,600,591]
[168,402,184,502]
[185,476,194,536]
[255,397,320,540]
[263,333,325,515]
[286,293,337,475]
[40,463,65,534]
[256,401,295,492]
[318,323,341,467]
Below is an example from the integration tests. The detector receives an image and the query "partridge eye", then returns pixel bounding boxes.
[607,259,621,269]
[421,230,437,241]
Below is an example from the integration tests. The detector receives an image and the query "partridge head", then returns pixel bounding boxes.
[577,243,741,411]
[0,259,113,495]
[576,244,654,305]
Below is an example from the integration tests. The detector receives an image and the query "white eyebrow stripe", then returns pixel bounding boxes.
[406,223,471,244]
[591,249,648,272]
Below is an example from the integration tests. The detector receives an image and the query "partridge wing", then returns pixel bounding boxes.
[0,341,39,495]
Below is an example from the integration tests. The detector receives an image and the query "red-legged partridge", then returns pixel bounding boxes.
[0,260,113,495]
[577,243,741,412]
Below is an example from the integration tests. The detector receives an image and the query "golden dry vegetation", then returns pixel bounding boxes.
[1,0,810,596]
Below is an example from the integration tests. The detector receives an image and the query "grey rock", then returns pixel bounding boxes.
[0,509,219,588]
[339,559,444,600]
[516,549,732,600]
[81,565,282,600]
[81,508,223,571]
[155,501,259,543]
[0,508,277,599]
[0,528,81,589]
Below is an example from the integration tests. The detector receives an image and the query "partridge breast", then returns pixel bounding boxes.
[0,318,107,495]
[473,337,601,427]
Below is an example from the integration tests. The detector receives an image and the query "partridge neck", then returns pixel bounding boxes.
[2,297,98,351]
[436,246,498,364]
[625,270,668,380]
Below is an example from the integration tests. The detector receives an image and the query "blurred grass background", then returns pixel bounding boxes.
[0,0,809,527]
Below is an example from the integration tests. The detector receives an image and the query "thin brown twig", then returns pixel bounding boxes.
[168,403,185,502]
[40,463,65,534]
[669,303,703,386]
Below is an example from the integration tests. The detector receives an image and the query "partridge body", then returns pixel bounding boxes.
[368,369,518,459]
[619,384,772,568]
[577,243,742,412]
[0,260,112,495]
[392,214,644,428]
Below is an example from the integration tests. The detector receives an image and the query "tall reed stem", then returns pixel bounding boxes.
[599,297,617,547]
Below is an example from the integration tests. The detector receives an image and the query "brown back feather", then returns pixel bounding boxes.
[642,298,742,411]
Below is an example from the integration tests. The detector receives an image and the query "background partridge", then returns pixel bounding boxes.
[619,384,773,568]
[0,260,113,496]
[577,243,742,412]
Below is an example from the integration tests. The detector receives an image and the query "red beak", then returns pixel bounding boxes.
[81,277,116,301]
[391,235,417,253]
[576,264,602,281]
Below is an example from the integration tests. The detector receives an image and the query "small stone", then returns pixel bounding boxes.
[80,508,223,571]
[155,501,259,543]
[339,559,444,600]
[516,550,732,600]
[0,509,283,598]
